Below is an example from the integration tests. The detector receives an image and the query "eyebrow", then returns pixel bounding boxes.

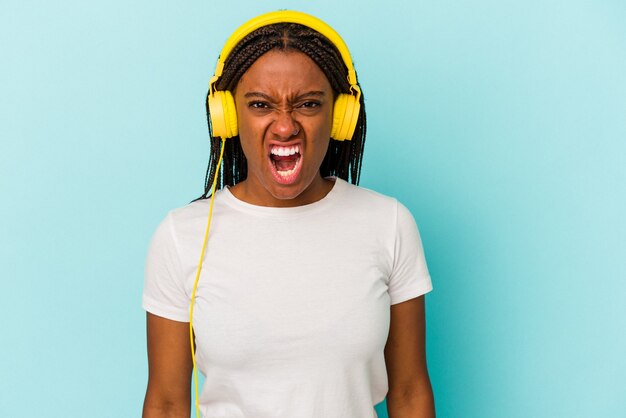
[243,91,326,100]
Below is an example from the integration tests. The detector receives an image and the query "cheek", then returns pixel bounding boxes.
[235,113,262,163]
[234,97,256,141]
[238,136,264,170]
[236,108,251,141]
[319,104,334,138]
[311,112,333,146]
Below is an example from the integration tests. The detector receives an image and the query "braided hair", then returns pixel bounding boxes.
[195,22,366,200]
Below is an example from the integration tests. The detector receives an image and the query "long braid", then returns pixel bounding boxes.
[194,22,366,201]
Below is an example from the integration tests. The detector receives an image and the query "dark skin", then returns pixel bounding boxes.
[142,51,435,417]
[142,314,192,418]
[384,296,436,417]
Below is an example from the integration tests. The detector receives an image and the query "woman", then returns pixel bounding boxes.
[142,11,435,418]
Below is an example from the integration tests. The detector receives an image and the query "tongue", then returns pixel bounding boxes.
[272,154,299,171]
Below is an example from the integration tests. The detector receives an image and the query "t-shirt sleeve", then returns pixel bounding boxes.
[142,213,190,322]
[388,202,433,305]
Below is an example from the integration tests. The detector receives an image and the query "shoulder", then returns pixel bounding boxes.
[167,197,211,222]
[336,179,419,230]
[165,188,233,228]
[336,178,398,210]
[151,190,231,247]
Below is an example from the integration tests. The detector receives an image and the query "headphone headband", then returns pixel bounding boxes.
[207,10,361,141]
[211,10,358,89]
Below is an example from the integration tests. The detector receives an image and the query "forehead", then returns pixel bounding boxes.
[236,50,331,94]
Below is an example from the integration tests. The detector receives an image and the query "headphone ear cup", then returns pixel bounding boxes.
[331,94,347,140]
[208,90,238,138]
[331,93,360,141]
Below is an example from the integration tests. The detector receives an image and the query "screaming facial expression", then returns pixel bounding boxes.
[231,50,335,207]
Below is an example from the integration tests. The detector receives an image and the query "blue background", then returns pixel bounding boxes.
[1,1,625,417]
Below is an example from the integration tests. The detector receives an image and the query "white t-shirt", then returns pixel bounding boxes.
[143,178,432,418]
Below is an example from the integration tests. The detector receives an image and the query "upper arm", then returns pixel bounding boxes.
[143,312,193,417]
[384,295,431,395]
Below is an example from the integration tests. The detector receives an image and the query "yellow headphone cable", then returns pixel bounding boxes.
[189,138,226,418]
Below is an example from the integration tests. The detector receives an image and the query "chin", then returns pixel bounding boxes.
[267,182,309,201]
[258,171,323,206]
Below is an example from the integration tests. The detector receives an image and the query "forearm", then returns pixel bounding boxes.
[143,314,193,418]
[142,387,190,418]
[386,380,435,418]
[142,402,190,418]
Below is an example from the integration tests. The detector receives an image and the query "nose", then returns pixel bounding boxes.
[270,110,300,140]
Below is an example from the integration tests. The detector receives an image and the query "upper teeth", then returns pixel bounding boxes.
[270,145,300,156]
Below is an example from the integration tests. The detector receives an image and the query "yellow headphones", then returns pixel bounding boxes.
[207,10,362,141]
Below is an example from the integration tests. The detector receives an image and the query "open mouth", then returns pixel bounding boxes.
[269,144,302,184]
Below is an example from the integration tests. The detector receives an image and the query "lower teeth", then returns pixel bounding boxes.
[277,167,296,177]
